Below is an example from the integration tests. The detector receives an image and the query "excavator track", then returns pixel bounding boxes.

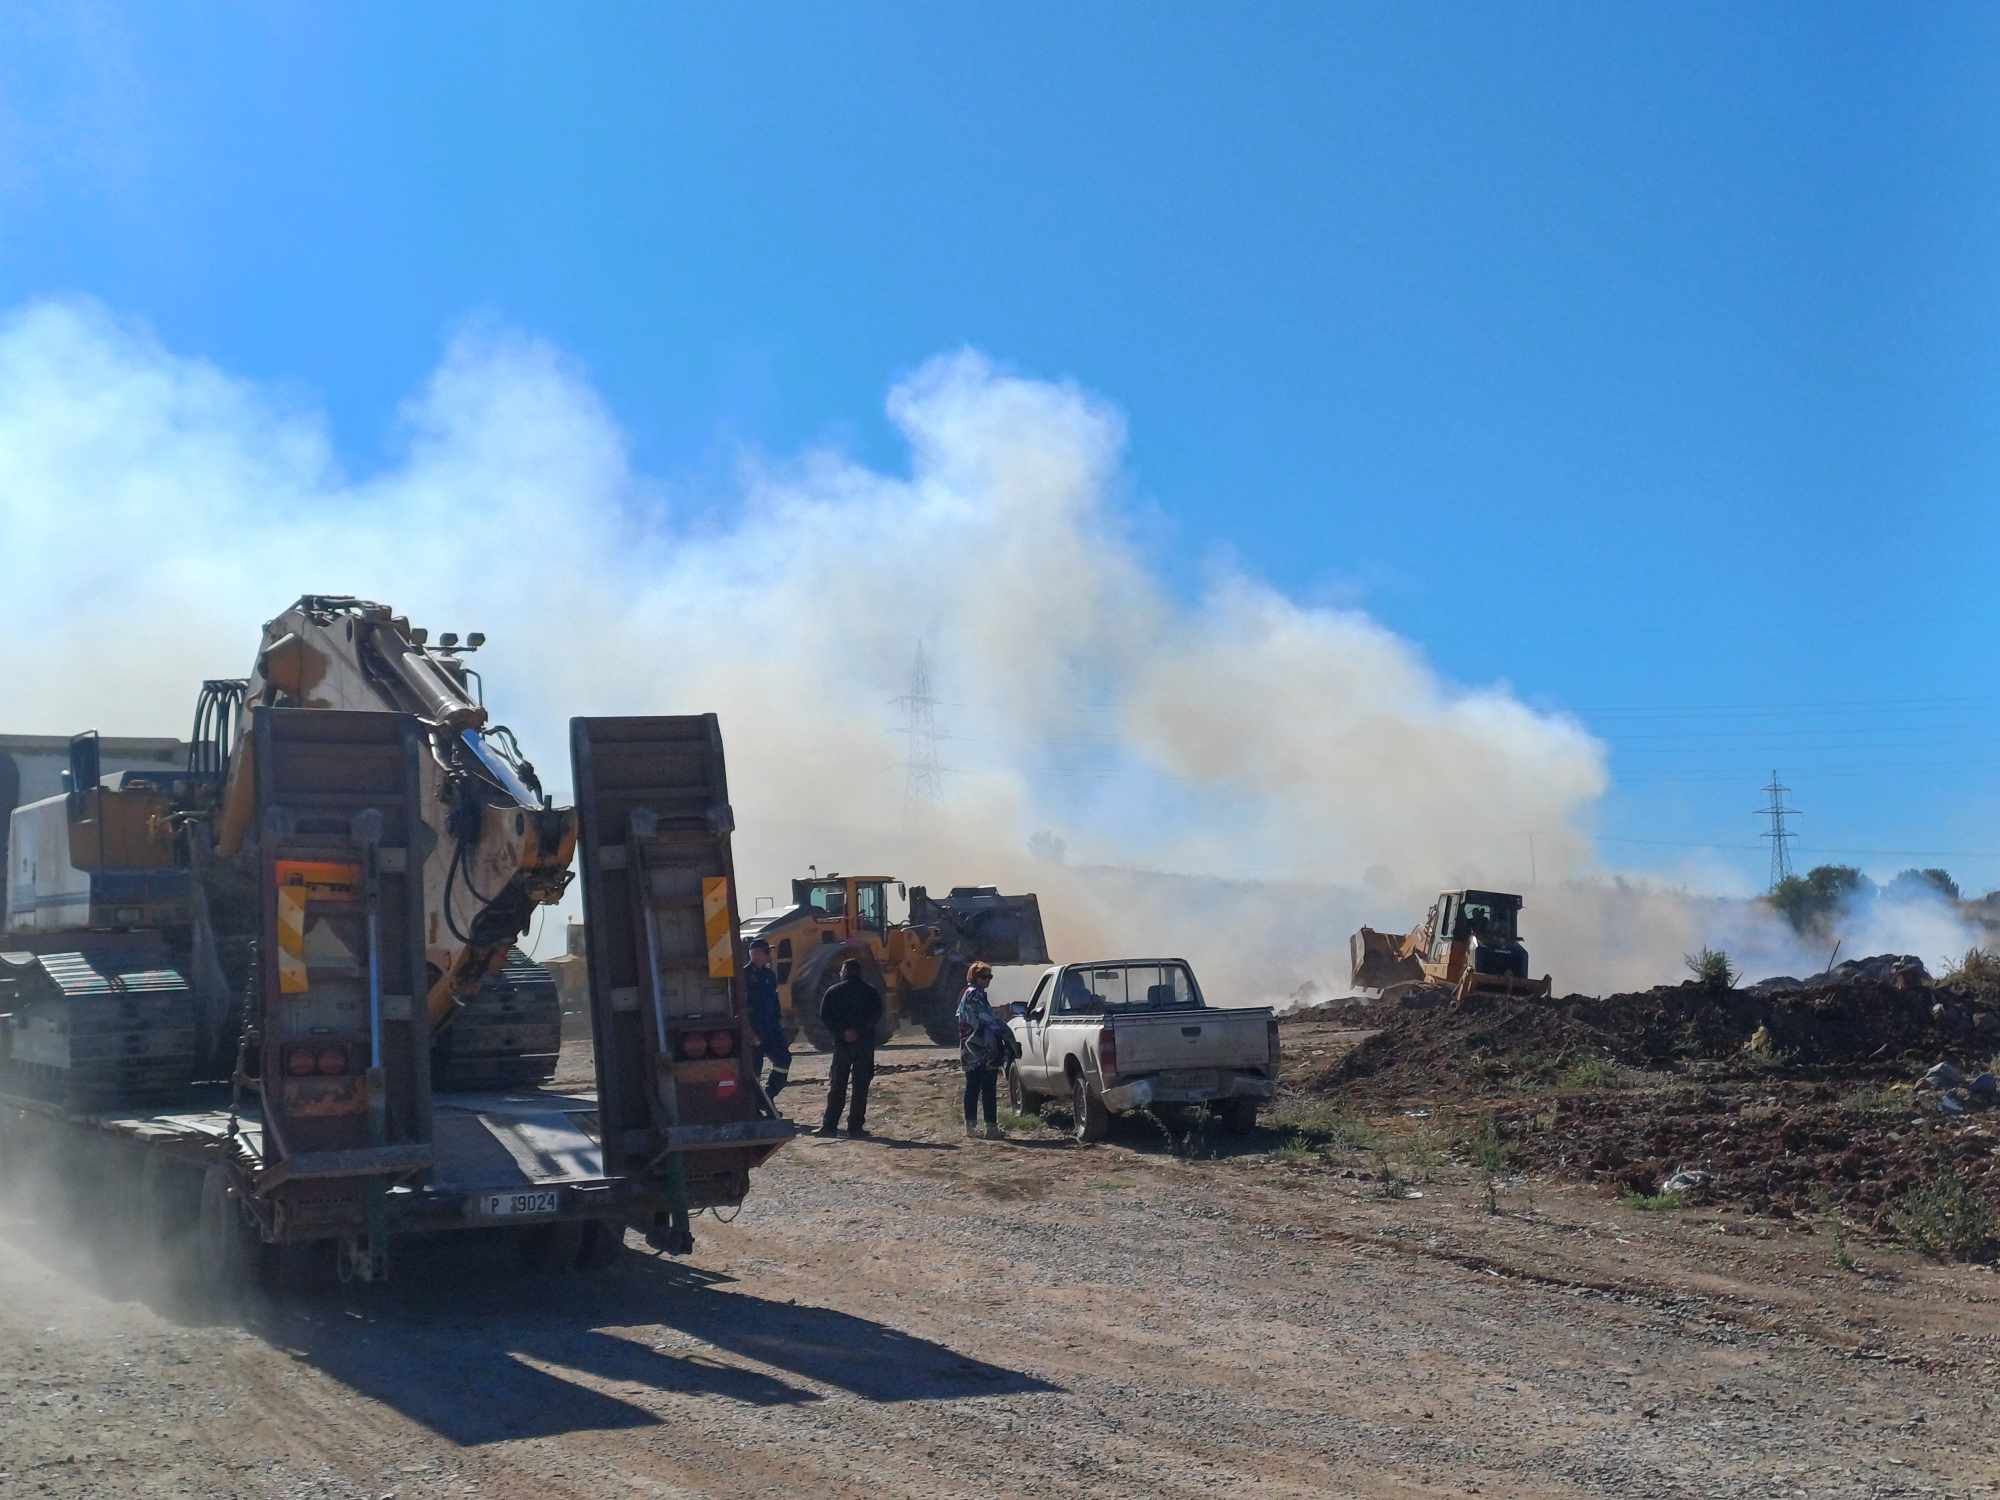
[432,948,562,1092]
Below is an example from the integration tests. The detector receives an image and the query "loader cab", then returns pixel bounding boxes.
[797,874,892,936]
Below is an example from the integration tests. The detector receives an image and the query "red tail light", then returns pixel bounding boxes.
[1097,1025,1118,1083]
[680,1031,711,1059]
[707,1029,736,1057]
[316,1045,348,1076]
[284,1046,317,1077]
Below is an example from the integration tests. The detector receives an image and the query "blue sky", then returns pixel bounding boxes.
[6,3,2000,891]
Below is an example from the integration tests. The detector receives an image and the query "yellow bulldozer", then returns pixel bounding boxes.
[1349,889,1552,1005]
[741,871,1048,1048]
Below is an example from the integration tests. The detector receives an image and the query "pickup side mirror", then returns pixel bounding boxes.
[1007,1001,1028,1020]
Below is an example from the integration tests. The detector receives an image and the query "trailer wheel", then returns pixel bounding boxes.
[195,1164,258,1303]
[261,1240,333,1298]
[517,1219,586,1274]
[1070,1070,1109,1144]
[574,1218,625,1273]
[138,1155,201,1283]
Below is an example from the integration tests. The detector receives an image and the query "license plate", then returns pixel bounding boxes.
[473,1189,561,1219]
[1160,1070,1219,1091]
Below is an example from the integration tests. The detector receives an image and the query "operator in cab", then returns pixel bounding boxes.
[816,956,885,1139]
[746,938,789,1104]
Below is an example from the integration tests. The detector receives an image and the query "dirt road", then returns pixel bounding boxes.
[2,1025,1997,1498]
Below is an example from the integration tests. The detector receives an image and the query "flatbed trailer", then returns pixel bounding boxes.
[0,1080,664,1273]
[0,709,792,1292]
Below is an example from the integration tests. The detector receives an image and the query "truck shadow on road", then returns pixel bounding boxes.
[249,1238,1058,1445]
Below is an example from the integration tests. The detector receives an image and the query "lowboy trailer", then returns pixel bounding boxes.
[0,710,791,1293]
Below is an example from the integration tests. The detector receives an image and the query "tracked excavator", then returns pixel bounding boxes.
[1349,889,1553,1005]
[0,595,789,1288]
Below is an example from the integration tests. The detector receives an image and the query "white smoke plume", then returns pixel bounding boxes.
[0,299,1978,1002]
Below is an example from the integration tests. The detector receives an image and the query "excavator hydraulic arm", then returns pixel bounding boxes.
[209,597,577,1033]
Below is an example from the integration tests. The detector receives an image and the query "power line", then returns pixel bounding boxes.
[1757,770,1800,891]
[1599,835,2000,859]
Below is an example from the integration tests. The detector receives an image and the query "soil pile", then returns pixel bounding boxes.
[1495,1083,2000,1226]
[1304,958,2000,1100]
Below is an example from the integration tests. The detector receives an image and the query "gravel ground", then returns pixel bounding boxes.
[1,1023,1997,1498]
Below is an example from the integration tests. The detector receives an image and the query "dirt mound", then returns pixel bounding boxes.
[1302,959,2000,1100]
[1495,1082,2000,1229]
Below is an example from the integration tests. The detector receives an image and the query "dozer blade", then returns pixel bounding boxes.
[1453,971,1555,1005]
[1350,927,1424,993]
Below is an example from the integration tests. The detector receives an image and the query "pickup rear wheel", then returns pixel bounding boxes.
[1221,1097,1259,1135]
[1070,1071,1109,1144]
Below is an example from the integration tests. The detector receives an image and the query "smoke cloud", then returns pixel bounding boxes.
[1,299,1979,1002]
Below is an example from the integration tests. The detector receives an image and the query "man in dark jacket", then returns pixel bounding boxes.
[816,956,884,1138]
[745,938,789,1102]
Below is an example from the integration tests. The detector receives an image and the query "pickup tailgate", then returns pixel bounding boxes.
[1112,1007,1272,1076]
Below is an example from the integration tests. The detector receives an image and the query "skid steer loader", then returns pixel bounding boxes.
[1350,889,1552,1006]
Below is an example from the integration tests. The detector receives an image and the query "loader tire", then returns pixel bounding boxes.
[1070,1071,1109,1144]
[796,943,888,1051]
[923,1013,960,1049]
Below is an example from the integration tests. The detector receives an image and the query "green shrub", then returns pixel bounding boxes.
[1619,1188,1685,1212]
[1683,946,1736,990]
[1272,1132,1315,1162]
[1888,1170,1997,1261]
[1941,947,2000,1002]
[1560,1056,1626,1090]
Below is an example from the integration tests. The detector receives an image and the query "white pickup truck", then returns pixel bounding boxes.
[1004,958,1278,1142]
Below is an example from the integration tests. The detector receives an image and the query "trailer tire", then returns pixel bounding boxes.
[517,1219,586,1274]
[139,1155,201,1269]
[196,1164,258,1304]
[575,1218,626,1273]
[1070,1070,1109,1144]
[262,1240,333,1298]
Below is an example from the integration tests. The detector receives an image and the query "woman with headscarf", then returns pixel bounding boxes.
[957,961,1008,1140]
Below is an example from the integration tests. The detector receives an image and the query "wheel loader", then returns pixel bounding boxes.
[1349,889,1552,1005]
[740,872,1049,1049]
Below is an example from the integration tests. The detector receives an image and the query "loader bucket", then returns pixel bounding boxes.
[1350,927,1425,993]
[911,886,1050,967]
